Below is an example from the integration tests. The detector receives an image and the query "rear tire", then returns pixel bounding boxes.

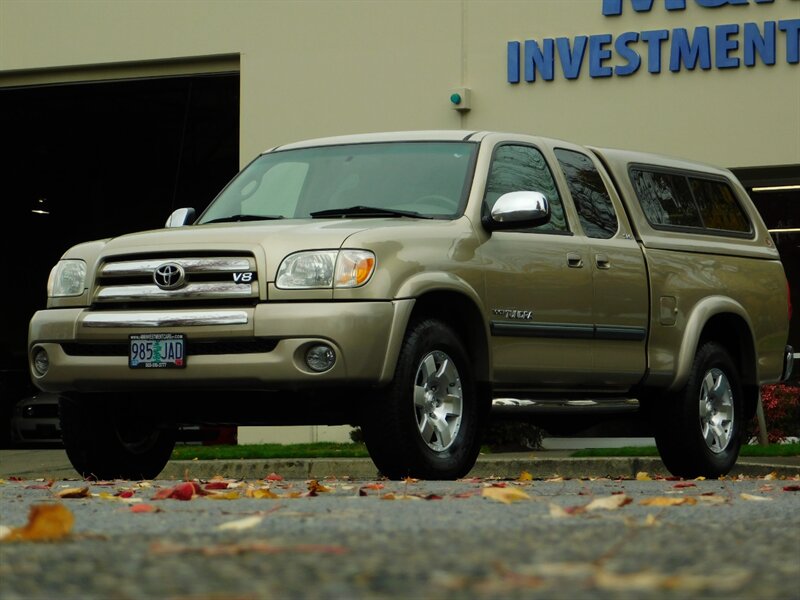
[653,342,743,479]
[60,394,176,480]
[361,318,483,480]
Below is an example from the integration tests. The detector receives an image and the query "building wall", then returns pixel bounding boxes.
[2,0,798,169]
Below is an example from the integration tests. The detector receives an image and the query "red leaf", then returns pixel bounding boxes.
[673,482,697,489]
[130,504,160,513]
[153,482,197,501]
[204,482,230,490]
[783,485,800,492]
[423,494,443,500]
[361,483,384,490]
[265,473,284,481]
[115,490,135,498]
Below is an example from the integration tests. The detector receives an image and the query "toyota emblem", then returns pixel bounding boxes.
[153,263,186,290]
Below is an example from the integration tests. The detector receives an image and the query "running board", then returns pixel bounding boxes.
[491,397,640,416]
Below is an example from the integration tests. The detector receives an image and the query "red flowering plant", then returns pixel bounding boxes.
[749,384,800,443]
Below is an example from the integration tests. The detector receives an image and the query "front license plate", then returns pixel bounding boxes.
[129,333,186,369]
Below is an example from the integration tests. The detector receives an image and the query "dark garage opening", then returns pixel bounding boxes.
[0,72,240,443]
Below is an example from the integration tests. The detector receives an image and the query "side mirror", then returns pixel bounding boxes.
[482,191,550,231]
[165,207,196,228]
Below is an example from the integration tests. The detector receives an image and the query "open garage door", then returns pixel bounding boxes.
[0,72,240,443]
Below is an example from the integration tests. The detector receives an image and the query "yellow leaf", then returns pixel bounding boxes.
[247,488,279,499]
[207,491,240,500]
[482,487,531,504]
[640,496,697,507]
[518,471,533,482]
[56,487,90,499]
[694,476,706,481]
[586,494,632,511]
[2,504,74,542]
[739,493,773,502]
[763,471,779,481]
[635,472,651,481]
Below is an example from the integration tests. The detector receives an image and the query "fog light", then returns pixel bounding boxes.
[305,344,336,372]
[33,348,49,376]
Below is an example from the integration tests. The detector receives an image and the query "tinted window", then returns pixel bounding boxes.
[555,149,618,239]
[630,169,702,228]
[690,178,751,233]
[484,144,567,233]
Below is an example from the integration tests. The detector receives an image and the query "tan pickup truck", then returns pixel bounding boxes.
[28,131,793,480]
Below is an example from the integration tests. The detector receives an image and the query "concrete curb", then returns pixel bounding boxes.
[160,457,800,481]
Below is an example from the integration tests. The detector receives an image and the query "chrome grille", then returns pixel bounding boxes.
[94,256,258,305]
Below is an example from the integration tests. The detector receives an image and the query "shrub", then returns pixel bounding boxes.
[749,384,800,443]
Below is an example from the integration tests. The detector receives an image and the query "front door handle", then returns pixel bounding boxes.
[567,253,583,268]
[595,253,611,269]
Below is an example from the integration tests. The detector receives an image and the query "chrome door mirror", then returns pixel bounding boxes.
[483,191,550,231]
[165,207,196,228]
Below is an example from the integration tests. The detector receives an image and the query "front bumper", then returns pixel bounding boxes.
[28,300,413,393]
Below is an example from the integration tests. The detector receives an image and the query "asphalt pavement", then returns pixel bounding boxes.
[1,448,798,481]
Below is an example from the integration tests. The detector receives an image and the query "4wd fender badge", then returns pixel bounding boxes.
[492,308,533,320]
[233,272,254,283]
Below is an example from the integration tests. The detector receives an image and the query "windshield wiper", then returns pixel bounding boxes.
[309,206,432,219]
[201,214,285,224]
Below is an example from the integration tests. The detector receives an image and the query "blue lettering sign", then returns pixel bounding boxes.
[603,0,772,16]
[641,29,670,72]
[525,39,555,81]
[614,31,642,75]
[556,36,588,79]
[589,34,614,77]
[669,27,712,71]
[508,41,520,83]
[743,21,776,66]
[716,23,740,68]
[779,19,800,64]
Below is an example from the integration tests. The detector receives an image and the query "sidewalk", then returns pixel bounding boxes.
[2,448,798,480]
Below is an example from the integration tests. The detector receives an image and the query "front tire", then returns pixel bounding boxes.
[653,342,743,479]
[60,394,176,480]
[361,318,483,480]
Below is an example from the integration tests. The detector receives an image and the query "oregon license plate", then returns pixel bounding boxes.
[129,333,186,369]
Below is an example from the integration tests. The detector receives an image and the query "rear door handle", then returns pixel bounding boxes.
[595,254,611,269]
[567,253,583,268]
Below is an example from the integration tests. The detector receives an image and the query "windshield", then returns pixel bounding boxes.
[197,141,477,224]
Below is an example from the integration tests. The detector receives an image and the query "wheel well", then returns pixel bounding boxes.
[410,292,489,384]
[699,313,759,420]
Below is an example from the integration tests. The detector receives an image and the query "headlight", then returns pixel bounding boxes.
[276,250,376,289]
[47,260,87,297]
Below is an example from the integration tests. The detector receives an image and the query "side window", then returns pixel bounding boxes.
[554,148,618,239]
[689,178,751,233]
[630,169,702,228]
[484,144,568,233]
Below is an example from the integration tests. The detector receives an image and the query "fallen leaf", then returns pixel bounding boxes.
[115,490,135,498]
[695,494,727,505]
[204,482,231,490]
[640,496,697,506]
[130,503,161,513]
[694,476,706,481]
[265,473,284,481]
[673,482,696,489]
[307,480,331,494]
[763,471,778,481]
[207,491,241,500]
[783,485,800,492]
[216,516,264,531]
[247,488,279,499]
[56,487,91,499]
[585,494,632,511]
[25,480,54,490]
[739,493,773,502]
[636,472,651,481]
[361,483,384,490]
[482,487,531,504]
[1,504,74,541]
[422,494,443,500]
[518,471,533,482]
[153,482,197,501]
[403,477,419,484]
[549,503,570,518]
